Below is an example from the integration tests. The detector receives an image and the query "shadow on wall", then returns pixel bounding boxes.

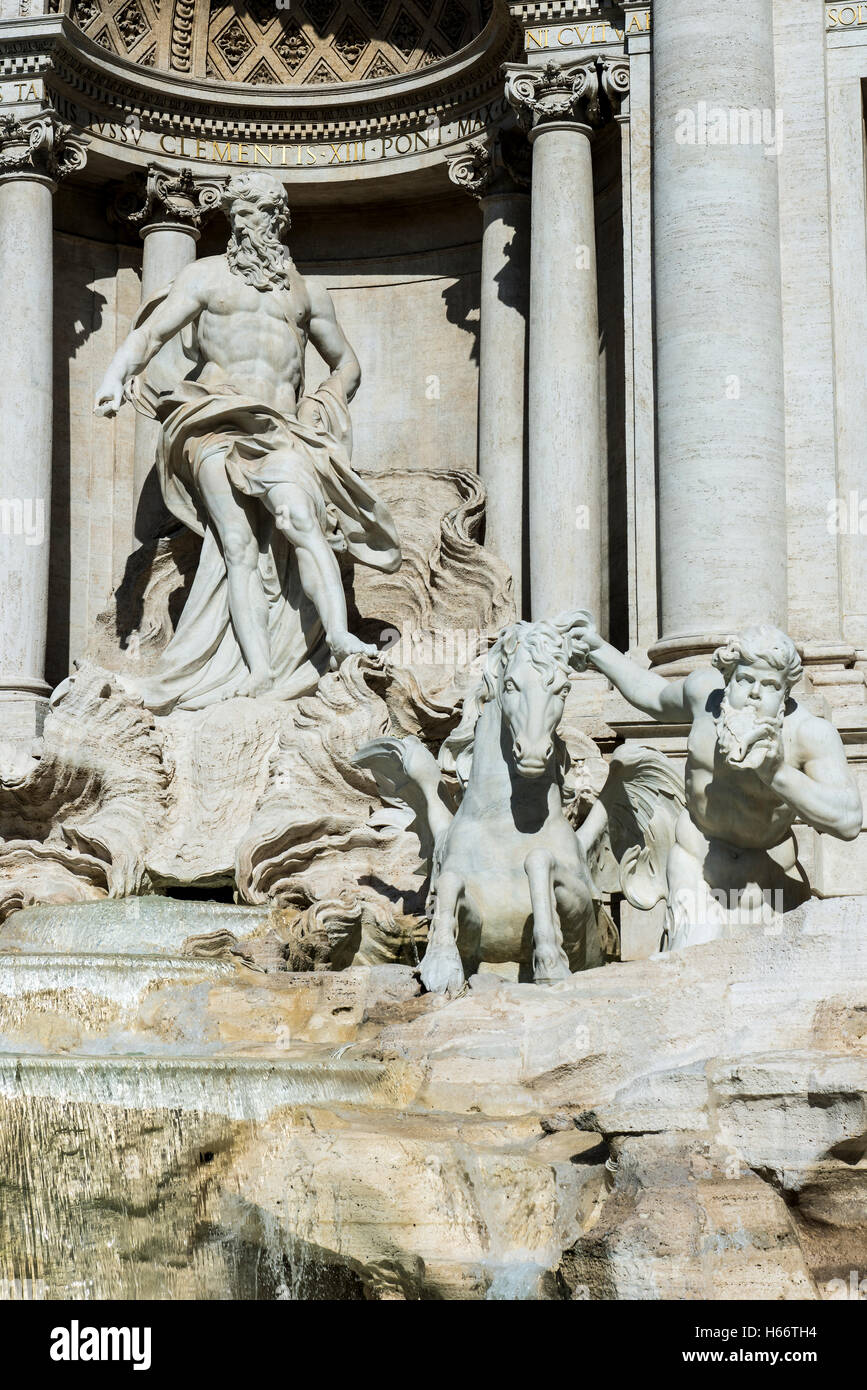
[440,276,480,366]
[492,225,528,312]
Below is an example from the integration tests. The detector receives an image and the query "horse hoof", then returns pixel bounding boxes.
[419,946,465,997]
[533,954,572,986]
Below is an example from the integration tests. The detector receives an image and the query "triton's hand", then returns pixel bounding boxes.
[748,727,786,786]
[558,609,601,671]
[94,377,125,417]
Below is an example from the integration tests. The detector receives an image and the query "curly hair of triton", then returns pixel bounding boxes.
[221,172,291,237]
[712,625,803,692]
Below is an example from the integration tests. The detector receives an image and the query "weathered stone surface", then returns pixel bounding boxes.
[0,896,864,1298]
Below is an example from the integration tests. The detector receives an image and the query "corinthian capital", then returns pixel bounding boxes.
[504,56,629,134]
[0,112,89,185]
[445,129,531,200]
[113,164,222,235]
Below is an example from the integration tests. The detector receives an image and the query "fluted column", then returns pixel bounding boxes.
[447,133,531,613]
[116,166,217,544]
[0,113,87,734]
[650,0,786,668]
[506,58,628,623]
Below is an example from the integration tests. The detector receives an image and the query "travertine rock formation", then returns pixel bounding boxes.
[0,896,864,1299]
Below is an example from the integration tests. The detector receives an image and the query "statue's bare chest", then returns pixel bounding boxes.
[208,270,310,333]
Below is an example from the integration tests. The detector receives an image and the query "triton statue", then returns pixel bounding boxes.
[569,618,863,947]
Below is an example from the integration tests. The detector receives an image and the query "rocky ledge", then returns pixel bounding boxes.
[0,897,864,1299]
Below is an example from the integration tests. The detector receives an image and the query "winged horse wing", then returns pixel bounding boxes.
[352,734,455,868]
[577,743,686,909]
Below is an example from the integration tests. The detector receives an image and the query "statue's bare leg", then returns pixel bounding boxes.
[265,475,377,666]
[419,868,466,996]
[524,848,572,985]
[197,453,273,695]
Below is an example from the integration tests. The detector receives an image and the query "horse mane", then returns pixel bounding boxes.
[440,618,576,787]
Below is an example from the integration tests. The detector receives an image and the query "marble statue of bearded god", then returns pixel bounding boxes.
[94,171,400,714]
[569,618,863,948]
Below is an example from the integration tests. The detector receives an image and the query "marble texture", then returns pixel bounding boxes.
[1,896,865,1298]
[357,614,684,993]
[95,171,401,704]
[0,175,54,701]
[651,0,787,644]
[574,618,863,947]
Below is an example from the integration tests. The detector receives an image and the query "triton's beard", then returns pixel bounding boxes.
[226,223,291,291]
[716,688,784,769]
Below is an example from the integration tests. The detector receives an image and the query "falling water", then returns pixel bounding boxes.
[0,899,586,1299]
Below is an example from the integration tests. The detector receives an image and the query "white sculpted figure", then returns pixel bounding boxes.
[355,615,686,994]
[95,172,400,712]
[570,619,863,948]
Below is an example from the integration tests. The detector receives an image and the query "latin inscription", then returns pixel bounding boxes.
[524,11,650,51]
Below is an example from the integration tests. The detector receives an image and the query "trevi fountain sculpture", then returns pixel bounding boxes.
[0,159,865,1303]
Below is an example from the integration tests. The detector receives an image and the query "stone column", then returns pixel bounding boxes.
[505,58,628,623]
[0,113,87,736]
[649,0,787,668]
[117,166,216,544]
[446,133,531,614]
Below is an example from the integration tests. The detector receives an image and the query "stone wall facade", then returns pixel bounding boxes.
[1,0,866,890]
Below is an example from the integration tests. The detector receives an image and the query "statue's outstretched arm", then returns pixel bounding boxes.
[564,612,692,722]
[94,264,206,417]
[307,279,361,402]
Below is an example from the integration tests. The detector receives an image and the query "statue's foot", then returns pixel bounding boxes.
[240,669,274,698]
[328,630,379,668]
[533,949,572,986]
[419,941,465,997]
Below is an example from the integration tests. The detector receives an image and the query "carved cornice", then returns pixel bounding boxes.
[504,54,628,132]
[445,127,530,198]
[0,14,524,150]
[0,109,88,183]
[507,0,617,22]
[112,163,222,234]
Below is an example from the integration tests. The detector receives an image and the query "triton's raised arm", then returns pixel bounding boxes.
[568,613,704,723]
[94,261,209,417]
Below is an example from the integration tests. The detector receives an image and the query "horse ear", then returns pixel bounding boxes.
[553,609,594,672]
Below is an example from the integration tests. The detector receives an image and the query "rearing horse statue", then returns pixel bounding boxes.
[355,613,685,995]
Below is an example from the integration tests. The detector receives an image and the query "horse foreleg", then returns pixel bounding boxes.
[525,848,571,985]
[553,865,604,971]
[419,868,466,997]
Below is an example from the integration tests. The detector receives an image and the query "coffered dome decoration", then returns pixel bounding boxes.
[61,0,493,84]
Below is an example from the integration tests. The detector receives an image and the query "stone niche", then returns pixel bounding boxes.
[50,184,484,687]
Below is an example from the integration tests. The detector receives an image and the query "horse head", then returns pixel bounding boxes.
[495,621,574,779]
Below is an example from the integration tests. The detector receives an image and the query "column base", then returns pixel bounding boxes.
[800,640,867,711]
[646,633,732,676]
[0,690,50,741]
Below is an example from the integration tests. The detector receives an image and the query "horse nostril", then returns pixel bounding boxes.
[544,743,553,762]
[514,738,524,759]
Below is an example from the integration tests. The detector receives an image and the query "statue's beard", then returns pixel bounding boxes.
[716,690,784,769]
[227,224,291,290]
